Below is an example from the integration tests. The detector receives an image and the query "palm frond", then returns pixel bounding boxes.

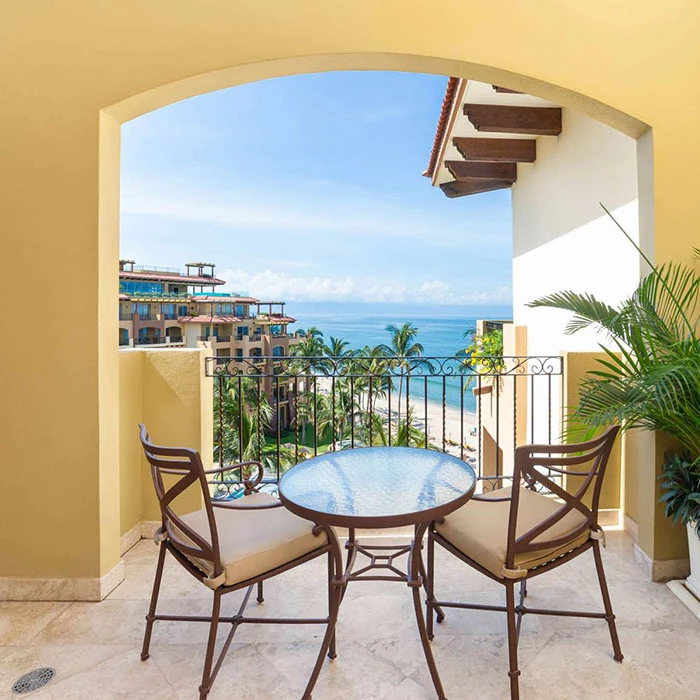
[526,291,622,336]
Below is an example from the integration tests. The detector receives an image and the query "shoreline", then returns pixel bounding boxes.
[312,377,478,458]
[371,395,478,458]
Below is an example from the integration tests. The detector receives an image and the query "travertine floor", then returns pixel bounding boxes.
[1,531,699,700]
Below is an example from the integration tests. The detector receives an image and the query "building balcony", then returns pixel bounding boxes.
[134,336,184,346]
[135,336,165,345]
[3,348,694,700]
[197,335,231,343]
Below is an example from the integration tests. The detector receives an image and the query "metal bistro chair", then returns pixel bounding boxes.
[426,426,622,700]
[138,424,343,700]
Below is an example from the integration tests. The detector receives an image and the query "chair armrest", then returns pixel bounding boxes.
[205,460,264,493]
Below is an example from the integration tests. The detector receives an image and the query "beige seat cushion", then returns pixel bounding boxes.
[172,493,328,587]
[435,486,590,579]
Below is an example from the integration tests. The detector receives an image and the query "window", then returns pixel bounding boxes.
[272,345,285,357]
[133,302,150,318]
[215,303,233,315]
[237,326,249,337]
[120,280,164,294]
[235,305,246,317]
[178,305,188,317]
[161,303,175,319]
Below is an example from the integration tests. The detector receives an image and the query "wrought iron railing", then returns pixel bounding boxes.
[205,355,564,498]
[135,336,165,345]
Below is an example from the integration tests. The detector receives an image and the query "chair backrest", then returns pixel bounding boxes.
[505,426,620,570]
[139,424,222,577]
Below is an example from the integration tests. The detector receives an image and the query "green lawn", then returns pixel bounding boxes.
[265,425,334,453]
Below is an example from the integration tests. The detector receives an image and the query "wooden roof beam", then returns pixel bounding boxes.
[492,85,522,94]
[445,160,517,182]
[463,104,562,136]
[453,137,536,163]
[440,179,513,198]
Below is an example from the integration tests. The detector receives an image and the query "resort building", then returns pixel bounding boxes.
[119,259,300,427]
[118,259,299,359]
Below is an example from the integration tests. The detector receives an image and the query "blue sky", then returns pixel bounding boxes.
[120,71,512,311]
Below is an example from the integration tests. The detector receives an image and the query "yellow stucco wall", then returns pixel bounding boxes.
[563,353,622,514]
[119,351,144,537]
[119,349,211,537]
[2,1,698,579]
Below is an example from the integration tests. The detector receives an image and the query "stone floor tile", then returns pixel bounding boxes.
[44,647,176,700]
[32,600,147,646]
[122,539,160,566]
[0,646,42,700]
[36,643,134,684]
[311,639,414,700]
[0,602,71,646]
[153,641,298,700]
[520,629,630,699]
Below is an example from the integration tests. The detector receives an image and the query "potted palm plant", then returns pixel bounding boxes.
[527,207,700,595]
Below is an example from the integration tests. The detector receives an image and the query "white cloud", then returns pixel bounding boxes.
[220,268,511,306]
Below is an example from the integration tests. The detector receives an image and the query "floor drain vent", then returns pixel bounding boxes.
[12,668,56,695]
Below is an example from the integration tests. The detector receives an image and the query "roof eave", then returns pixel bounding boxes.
[423,77,467,184]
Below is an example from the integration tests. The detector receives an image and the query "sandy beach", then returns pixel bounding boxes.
[371,394,478,458]
[311,377,478,460]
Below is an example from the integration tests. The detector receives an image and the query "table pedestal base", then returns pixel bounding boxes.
[337,525,447,700]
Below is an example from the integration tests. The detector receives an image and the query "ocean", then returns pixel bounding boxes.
[289,314,493,413]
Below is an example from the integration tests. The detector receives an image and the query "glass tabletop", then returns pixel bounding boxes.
[279,446,476,527]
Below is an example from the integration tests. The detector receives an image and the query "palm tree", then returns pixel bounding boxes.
[324,336,351,358]
[291,326,326,361]
[214,377,299,484]
[290,327,327,443]
[352,344,391,414]
[360,408,428,448]
[381,323,424,428]
[330,376,360,446]
[214,376,273,467]
[294,390,334,448]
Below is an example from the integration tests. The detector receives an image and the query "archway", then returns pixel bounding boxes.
[108,61,653,591]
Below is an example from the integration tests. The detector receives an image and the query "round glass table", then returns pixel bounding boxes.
[279,446,476,699]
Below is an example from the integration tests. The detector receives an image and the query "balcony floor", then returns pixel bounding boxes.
[1,531,698,699]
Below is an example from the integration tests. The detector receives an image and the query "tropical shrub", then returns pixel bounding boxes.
[527,208,700,530]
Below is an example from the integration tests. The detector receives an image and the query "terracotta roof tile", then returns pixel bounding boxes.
[423,77,460,180]
[119,270,225,285]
